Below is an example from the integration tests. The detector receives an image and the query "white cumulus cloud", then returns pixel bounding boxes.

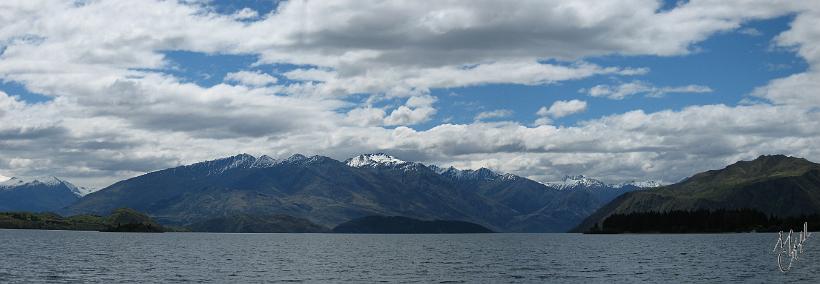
[583,81,713,100]
[224,70,278,87]
[535,100,588,125]
[475,109,514,121]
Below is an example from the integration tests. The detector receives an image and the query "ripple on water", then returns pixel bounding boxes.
[0,231,818,283]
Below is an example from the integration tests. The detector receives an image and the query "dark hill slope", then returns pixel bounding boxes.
[574,155,820,232]
[189,214,329,233]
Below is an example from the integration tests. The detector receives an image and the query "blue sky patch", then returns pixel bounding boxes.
[0,80,52,103]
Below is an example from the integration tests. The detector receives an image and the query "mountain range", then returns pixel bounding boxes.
[57,153,656,232]
[4,153,818,233]
[573,155,820,232]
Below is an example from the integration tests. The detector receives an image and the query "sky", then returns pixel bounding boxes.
[1,0,820,189]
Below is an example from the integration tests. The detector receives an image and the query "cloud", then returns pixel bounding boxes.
[474,109,513,121]
[537,100,588,118]
[342,104,820,184]
[0,0,818,188]
[752,7,820,108]
[0,91,24,117]
[231,8,259,21]
[738,27,763,36]
[345,107,387,127]
[384,95,438,126]
[583,81,713,100]
[246,0,801,67]
[224,70,278,87]
[534,100,588,126]
[282,61,648,99]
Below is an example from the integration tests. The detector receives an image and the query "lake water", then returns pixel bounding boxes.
[0,230,817,283]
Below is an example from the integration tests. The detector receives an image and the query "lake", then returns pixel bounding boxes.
[0,230,817,283]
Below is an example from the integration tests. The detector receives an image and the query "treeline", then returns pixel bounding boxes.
[0,208,166,232]
[588,209,820,233]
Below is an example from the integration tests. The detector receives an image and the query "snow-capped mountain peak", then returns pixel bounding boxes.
[345,153,410,168]
[545,175,607,190]
[1,176,63,188]
[223,153,256,170]
[565,175,606,187]
[616,180,664,188]
[0,176,87,196]
[545,175,663,190]
[283,153,308,163]
[251,155,277,168]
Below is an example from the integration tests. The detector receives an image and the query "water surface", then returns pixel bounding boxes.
[1,230,817,283]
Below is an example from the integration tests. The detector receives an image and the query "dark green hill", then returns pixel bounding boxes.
[587,209,820,233]
[189,214,329,233]
[104,208,165,232]
[332,216,493,234]
[574,155,820,233]
[0,208,164,232]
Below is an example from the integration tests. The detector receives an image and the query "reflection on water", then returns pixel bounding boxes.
[0,230,817,283]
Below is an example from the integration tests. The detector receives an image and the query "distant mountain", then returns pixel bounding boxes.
[546,175,608,189]
[345,153,414,169]
[574,155,820,232]
[189,214,329,233]
[0,176,86,212]
[63,153,647,232]
[545,175,662,191]
[332,215,493,234]
[544,175,661,211]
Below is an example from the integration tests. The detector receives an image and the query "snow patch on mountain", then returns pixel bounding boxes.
[72,186,97,196]
[278,154,335,166]
[182,153,258,175]
[429,164,522,182]
[180,153,336,174]
[438,167,502,181]
[500,173,520,181]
